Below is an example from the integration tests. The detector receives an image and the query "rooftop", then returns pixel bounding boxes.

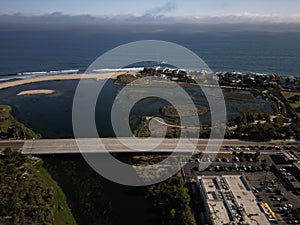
[198,175,271,225]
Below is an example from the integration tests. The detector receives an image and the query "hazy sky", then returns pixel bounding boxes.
[0,0,299,17]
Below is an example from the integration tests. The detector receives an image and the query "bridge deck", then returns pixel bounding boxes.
[22,138,211,154]
[11,138,298,155]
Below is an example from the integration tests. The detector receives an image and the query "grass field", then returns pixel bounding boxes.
[35,163,77,225]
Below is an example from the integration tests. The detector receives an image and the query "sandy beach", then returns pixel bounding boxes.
[0,71,138,90]
[17,89,56,96]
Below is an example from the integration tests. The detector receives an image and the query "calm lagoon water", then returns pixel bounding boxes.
[0,79,274,138]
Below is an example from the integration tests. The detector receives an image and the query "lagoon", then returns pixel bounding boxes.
[0,78,275,138]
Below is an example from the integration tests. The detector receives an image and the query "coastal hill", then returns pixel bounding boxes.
[0,149,76,225]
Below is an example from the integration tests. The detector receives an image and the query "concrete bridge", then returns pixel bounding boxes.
[0,138,298,155]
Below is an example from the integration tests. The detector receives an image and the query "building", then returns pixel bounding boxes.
[282,151,299,163]
[196,175,271,225]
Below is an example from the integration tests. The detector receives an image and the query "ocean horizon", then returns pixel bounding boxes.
[1,30,300,81]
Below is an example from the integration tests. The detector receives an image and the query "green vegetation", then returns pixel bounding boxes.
[114,73,138,85]
[42,158,112,225]
[0,105,41,139]
[226,112,293,140]
[161,104,209,118]
[37,166,76,225]
[275,90,300,139]
[131,153,197,225]
[147,174,196,225]
[0,149,76,225]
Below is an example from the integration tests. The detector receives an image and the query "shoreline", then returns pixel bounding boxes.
[0,72,138,90]
[0,71,279,93]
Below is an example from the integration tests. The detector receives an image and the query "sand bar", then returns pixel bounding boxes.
[17,89,55,96]
[0,71,138,90]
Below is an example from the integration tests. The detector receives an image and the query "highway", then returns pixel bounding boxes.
[0,138,298,155]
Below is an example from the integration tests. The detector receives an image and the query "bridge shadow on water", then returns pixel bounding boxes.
[41,154,162,225]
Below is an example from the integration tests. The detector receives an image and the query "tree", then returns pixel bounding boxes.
[180,187,191,208]
[3,146,11,155]
[170,208,176,218]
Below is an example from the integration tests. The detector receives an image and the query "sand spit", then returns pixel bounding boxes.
[17,89,56,96]
[0,71,138,90]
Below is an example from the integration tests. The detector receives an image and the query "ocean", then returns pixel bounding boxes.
[0,30,300,81]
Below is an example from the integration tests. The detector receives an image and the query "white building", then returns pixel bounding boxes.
[197,175,271,225]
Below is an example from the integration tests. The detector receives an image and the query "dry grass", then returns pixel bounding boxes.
[281,91,300,115]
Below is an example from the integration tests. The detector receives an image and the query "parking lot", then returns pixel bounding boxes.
[247,171,300,225]
[183,144,300,225]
